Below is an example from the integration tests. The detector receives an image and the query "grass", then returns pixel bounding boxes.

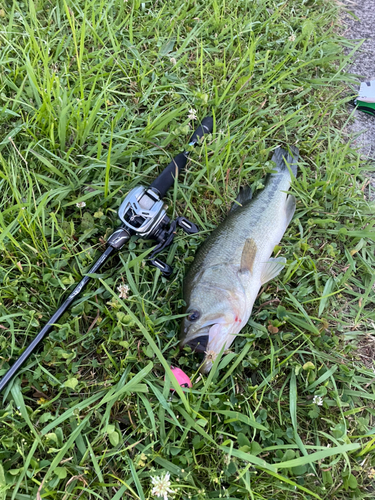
[0,0,375,498]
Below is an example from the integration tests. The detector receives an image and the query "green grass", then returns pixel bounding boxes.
[0,0,375,498]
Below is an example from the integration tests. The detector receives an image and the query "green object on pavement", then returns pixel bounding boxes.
[356,100,375,116]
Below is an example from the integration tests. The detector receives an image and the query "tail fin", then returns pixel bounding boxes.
[271,146,299,177]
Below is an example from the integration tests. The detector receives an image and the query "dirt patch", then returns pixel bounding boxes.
[354,334,375,371]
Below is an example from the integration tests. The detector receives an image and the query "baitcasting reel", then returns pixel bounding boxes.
[110,185,198,276]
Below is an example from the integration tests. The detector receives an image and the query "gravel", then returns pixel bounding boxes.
[344,0,375,198]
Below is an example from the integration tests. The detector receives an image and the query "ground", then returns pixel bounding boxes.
[0,1,374,499]
[344,0,375,195]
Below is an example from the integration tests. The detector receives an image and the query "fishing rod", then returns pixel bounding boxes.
[0,116,213,395]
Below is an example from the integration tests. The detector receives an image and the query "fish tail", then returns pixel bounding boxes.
[271,146,299,177]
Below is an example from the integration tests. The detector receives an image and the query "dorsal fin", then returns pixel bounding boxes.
[240,238,257,273]
[230,186,252,212]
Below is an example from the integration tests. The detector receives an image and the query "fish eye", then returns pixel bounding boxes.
[187,310,200,322]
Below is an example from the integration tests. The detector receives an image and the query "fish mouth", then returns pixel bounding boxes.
[180,323,211,353]
[180,317,222,353]
[181,321,234,372]
[181,317,240,373]
[183,335,209,353]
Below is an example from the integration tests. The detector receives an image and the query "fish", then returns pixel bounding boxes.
[180,146,299,373]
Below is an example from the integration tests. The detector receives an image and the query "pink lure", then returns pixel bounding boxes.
[167,367,192,389]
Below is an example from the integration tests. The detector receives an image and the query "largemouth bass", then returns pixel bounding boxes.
[180,147,299,373]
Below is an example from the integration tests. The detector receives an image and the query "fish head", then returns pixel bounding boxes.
[180,285,245,373]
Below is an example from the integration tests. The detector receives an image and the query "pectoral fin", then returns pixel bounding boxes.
[240,238,257,273]
[261,257,286,284]
[285,194,296,228]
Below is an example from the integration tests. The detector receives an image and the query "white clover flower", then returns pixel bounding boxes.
[313,395,323,406]
[76,201,86,208]
[117,284,129,299]
[188,108,197,120]
[151,472,175,500]
[170,57,177,65]
[288,34,296,42]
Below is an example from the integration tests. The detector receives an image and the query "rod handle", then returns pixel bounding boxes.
[150,116,213,198]
[188,116,213,145]
[149,152,188,198]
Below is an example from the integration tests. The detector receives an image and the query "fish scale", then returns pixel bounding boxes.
[180,146,299,373]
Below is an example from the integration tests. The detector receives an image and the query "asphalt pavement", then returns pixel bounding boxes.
[344,0,375,198]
